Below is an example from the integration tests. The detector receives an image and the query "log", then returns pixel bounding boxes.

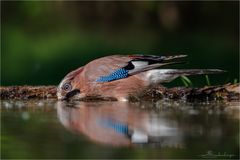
[0,84,239,101]
[134,83,240,102]
[0,86,57,100]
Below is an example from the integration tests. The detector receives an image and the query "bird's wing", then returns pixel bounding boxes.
[83,54,187,82]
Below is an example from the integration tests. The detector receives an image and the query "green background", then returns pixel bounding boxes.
[1,1,239,86]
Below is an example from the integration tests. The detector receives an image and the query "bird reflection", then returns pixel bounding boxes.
[57,101,184,147]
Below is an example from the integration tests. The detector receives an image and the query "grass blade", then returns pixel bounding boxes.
[180,75,193,87]
[205,75,211,86]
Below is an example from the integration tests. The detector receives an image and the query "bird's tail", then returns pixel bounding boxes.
[165,69,226,76]
[144,69,226,84]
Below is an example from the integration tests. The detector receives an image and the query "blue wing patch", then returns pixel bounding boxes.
[96,68,129,82]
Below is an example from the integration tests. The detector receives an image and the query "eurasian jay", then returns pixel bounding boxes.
[57,54,224,101]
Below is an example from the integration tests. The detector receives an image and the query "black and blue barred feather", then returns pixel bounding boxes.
[96,68,129,82]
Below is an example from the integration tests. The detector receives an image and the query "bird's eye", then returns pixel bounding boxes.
[62,83,72,91]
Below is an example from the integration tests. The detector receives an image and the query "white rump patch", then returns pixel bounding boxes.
[146,69,179,84]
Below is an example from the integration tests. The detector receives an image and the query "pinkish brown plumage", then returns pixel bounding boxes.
[57,54,224,101]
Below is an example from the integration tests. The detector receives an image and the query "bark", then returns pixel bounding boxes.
[0,84,239,101]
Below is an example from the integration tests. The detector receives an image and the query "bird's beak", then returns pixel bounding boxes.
[57,92,65,100]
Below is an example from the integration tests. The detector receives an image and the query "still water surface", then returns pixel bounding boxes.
[1,100,239,159]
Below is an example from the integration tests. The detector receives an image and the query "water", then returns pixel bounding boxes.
[1,100,239,159]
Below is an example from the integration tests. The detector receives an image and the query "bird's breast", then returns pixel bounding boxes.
[81,76,148,99]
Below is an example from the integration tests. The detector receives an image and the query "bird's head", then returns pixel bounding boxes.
[57,67,84,100]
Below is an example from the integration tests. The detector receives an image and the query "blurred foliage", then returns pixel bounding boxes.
[1,1,239,86]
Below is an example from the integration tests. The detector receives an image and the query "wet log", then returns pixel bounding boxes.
[0,86,57,100]
[134,83,240,102]
[0,84,239,101]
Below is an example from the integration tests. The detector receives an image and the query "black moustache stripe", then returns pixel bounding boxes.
[65,89,80,100]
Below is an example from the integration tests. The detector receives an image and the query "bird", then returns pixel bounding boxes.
[57,54,224,101]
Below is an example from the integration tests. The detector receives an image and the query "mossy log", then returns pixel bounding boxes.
[0,84,239,101]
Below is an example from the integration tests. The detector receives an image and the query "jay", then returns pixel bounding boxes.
[57,54,224,101]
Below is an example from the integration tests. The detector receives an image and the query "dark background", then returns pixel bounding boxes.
[1,1,239,86]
